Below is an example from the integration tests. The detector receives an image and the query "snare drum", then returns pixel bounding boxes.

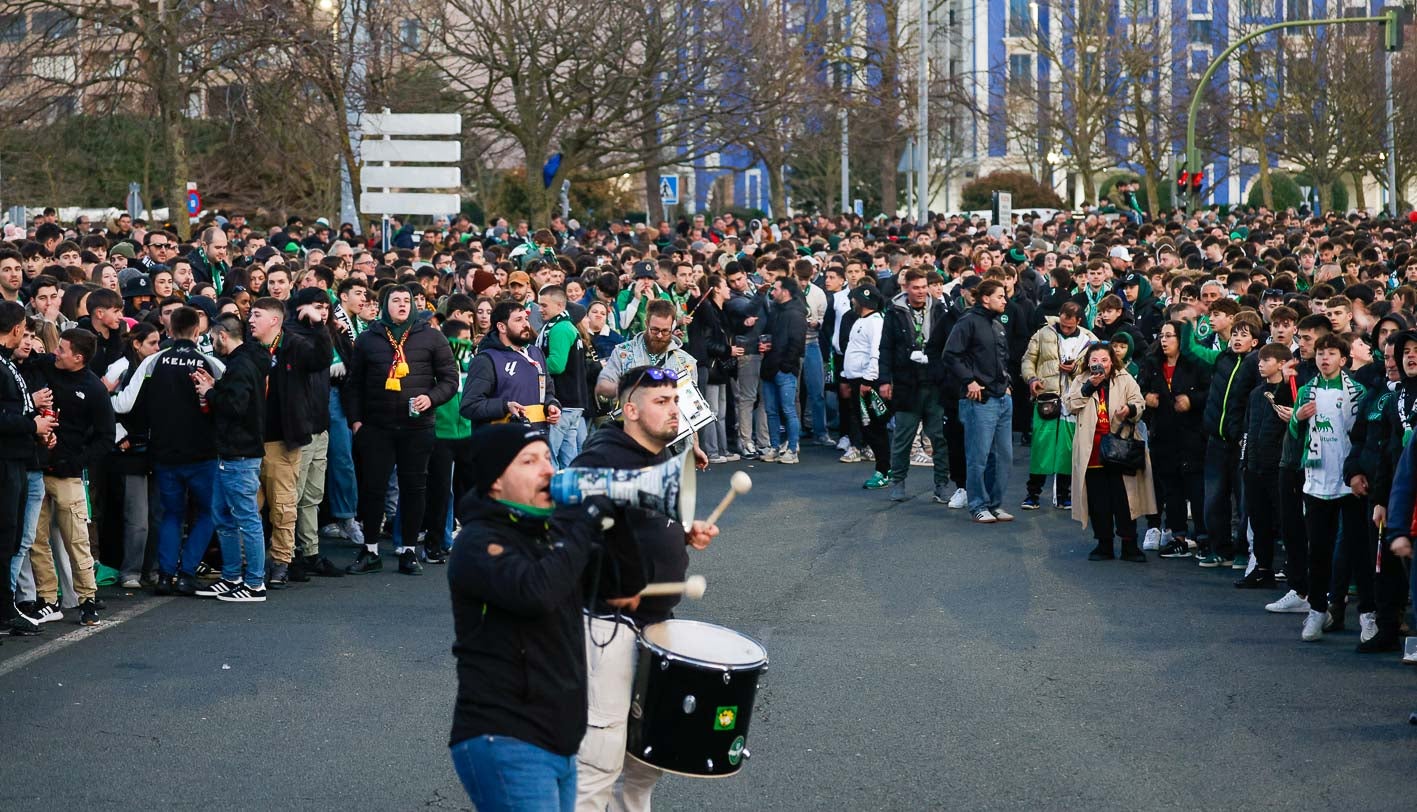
[626,619,768,777]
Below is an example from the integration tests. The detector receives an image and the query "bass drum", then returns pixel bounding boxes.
[626,619,768,777]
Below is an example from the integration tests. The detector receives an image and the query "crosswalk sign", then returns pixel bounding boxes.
[659,175,679,205]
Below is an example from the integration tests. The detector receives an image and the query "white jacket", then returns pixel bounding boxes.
[842,312,883,380]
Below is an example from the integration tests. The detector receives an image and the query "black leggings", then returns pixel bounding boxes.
[1155,467,1204,540]
[1279,466,1309,597]
[1302,494,1372,614]
[1244,470,1280,570]
[1085,467,1135,543]
[355,425,435,549]
[0,460,25,623]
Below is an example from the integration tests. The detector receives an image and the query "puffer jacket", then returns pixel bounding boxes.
[1021,321,1098,397]
[343,317,458,431]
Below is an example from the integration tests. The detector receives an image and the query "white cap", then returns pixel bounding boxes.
[1108,245,1132,262]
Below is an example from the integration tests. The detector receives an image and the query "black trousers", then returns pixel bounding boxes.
[941,396,968,489]
[355,425,435,550]
[1371,508,1408,635]
[1278,466,1309,597]
[0,459,24,622]
[1303,494,1372,614]
[424,436,476,550]
[1154,467,1204,539]
[1026,473,1072,502]
[1244,469,1280,570]
[844,379,890,476]
[1085,467,1135,544]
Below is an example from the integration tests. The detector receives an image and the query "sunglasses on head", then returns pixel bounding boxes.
[624,366,679,402]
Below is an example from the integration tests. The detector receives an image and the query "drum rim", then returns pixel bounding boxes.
[638,619,769,670]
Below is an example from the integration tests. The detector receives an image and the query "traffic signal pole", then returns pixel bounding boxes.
[1183,8,1404,212]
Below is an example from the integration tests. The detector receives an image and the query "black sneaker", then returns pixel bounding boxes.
[194,562,220,580]
[286,558,311,583]
[303,555,345,577]
[1021,495,1041,510]
[346,550,383,574]
[398,550,424,576]
[154,574,176,596]
[1159,538,1195,559]
[195,578,241,598]
[267,563,290,590]
[216,584,267,603]
[423,545,449,565]
[9,611,41,636]
[1234,568,1277,589]
[78,599,100,626]
[174,574,199,597]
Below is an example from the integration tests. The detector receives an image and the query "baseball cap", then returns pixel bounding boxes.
[507,270,531,287]
[1108,246,1132,262]
[633,260,657,279]
[121,274,152,300]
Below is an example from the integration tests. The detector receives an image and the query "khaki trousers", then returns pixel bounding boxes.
[260,442,302,564]
[30,476,97,603]
[295,432,329,557]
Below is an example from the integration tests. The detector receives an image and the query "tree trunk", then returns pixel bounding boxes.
[765,158,787,218]
[1317,174,1333,213]
[1255,141,1274,210]
[1079,164,1097,205]
[1142,174,1159,217]
[1350,171,1366,213]
[643,164,664,224]
[879,147,897,218]
[162,102,191,239]
[522,169,555,223]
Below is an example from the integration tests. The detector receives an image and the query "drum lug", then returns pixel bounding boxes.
[643,746,652,757]
[722,671,731,684]
[706,758,714,772]
[682,695,696,714]
[742,748,751,761]
[660,660,670,671]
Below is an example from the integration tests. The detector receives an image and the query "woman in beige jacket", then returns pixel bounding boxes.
[1066,342,1157,562]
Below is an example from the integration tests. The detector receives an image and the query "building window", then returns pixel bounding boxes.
[1189,47,1211,77]
[0,14,25,42]
[1008,0,1031,35]
[398,19,423,53]
[1285,0,1310,19]
[1238,0,1266,16]
[1009,53,1033,93]
[30,11,75,39]
[1188,18,1212,40]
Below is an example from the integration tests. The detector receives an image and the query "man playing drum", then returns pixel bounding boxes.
[573,366,718,811]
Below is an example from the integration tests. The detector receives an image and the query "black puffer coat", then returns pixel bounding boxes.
[343,317,458,431]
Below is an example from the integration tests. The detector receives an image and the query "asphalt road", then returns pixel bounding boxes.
[1,447,1414,810]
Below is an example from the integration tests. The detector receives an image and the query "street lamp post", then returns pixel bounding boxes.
[916,0,929,225]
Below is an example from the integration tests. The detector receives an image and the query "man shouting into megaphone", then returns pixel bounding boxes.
[573,365,718,811]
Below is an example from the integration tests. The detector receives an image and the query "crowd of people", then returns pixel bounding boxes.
[2,201,1417,800]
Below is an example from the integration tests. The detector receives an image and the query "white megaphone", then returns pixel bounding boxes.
[550,445,696,525]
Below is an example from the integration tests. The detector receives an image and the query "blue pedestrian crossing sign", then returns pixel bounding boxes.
[659,175,679,205]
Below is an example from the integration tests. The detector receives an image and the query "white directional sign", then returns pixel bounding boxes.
[359,192,461,216]
[360,166,461,189]
[659,175,679,205]
[361,139,461,164]
[358,110,463,216]
[360,113,462,136]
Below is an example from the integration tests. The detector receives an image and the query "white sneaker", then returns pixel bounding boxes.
[759,447,779,462]
[991,509,1015,522]
[320,522,349,540]
[341,518,366,546]
[910,450,931,467]
[947,488,968,509]
[839,447,862,463]
[972,510,997,524]
[1301,610,1325,642]
[120,576,142,589]
[863,447,875,461]
[836,436,851,451]
[779,450,799,464]
[1265,590,1311,614]
[1160,529,1174,547]
[1142,528,1162,551]
[1359,611,1378,643]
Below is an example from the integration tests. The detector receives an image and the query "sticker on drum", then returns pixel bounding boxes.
[728,736,745,766]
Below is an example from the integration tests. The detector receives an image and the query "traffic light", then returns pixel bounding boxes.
[1191,171,1203,191]
[1177,170,1189,192]
[1383,6,1404,52]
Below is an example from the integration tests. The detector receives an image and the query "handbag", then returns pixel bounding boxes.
[1100,429,1146,472]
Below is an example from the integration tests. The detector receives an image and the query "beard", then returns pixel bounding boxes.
[645,335,671,355]
[506,326,534,347]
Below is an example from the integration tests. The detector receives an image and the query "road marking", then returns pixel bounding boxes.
[0,596,175,678]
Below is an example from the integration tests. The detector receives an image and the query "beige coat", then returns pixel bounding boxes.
[1066,371,1157,528]
[1021,321,1098,396]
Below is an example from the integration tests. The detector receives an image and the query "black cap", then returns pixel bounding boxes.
[633,260,657,279]
[849,285,883,311]
[469,424,548,495]
[121,274,152,300]
[1121,273,1141,287]
[187,295,219,320]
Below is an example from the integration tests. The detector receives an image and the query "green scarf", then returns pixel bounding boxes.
[496,499,553,518]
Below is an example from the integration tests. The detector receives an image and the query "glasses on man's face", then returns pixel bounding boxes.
[646,326,674,337]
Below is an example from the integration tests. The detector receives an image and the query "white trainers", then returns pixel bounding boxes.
[836,436,851,451]
[1359,611,1378,643]
[972,510,997,524]
[910,450,931,467]
[947,488,968,509]
[1301,610,1325,642]
[341,518,366,546]
[862,447,875,461]
[320,522,349,540]
[839,447,862,463]
[1142,528,1162,551]
[1265,590,1311,614]
[779,450,799,464]
[759,447,779,463]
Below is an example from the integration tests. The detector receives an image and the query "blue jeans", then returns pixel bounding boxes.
[449,735,576,812]
[212,457,266,587]
[802,344,827,437]
[547,408,586,468]
[958,396,1013,513]
[155,460,217,577]
[326,387,358,519]
[9,471,45,597]
[761,370,802,453]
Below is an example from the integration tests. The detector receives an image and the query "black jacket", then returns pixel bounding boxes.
[1092,313,1147,350]
[572,424,684,626]
[1201,350,1260,444]
[878,297,950,405]
[117,339,220,465]
[447,495,596,755]
[687,300,733,386]
[35,356,115,478]
[266,316,333,447]
[760,296,806,377]
[461,332,561,427]
[1137,351,1210,474]
[723,290,769,351]
[1242,378,1291,473]
[943,304,1011,399]
[206,340,268,459]
[0,347,37,462]
[76,317,127,379]
[343,318,458,431]
[1003,297,1044,364]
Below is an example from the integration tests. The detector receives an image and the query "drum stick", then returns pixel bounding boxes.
[703,472,753,526]
[638,574,707,599]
